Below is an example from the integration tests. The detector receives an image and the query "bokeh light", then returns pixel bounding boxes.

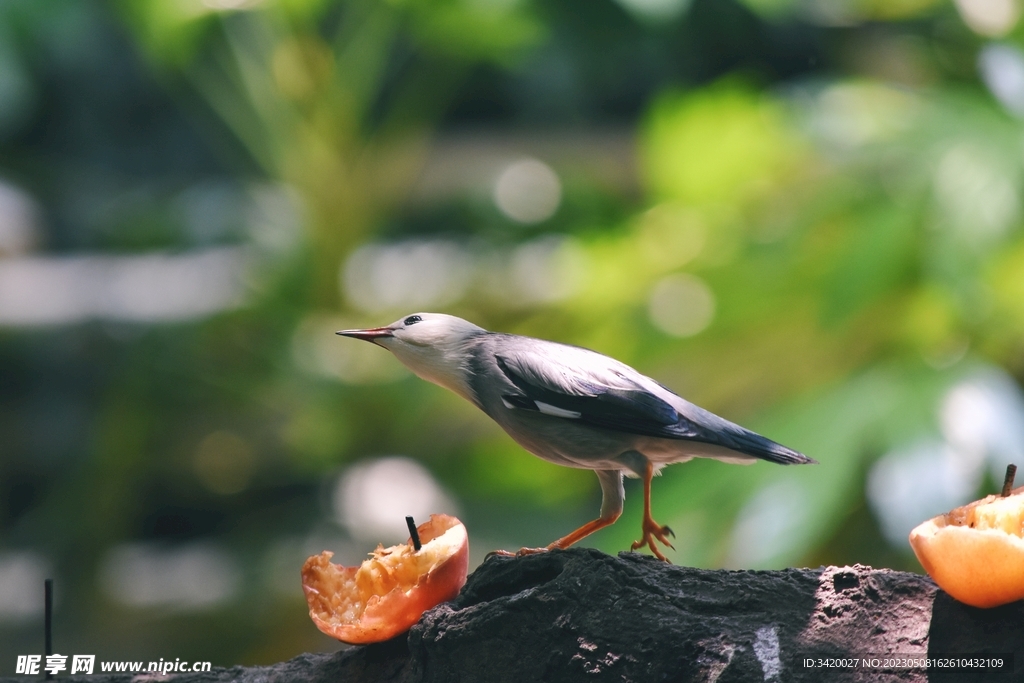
[342,240,472,314]
[193,431,257,495]
[0,248,249,327]
[493,158,562,224]
[0,552,50,622]
[333,457,459,544]
[0,180,39,256]
[98,543,240,611]
[954,0,1020,36]
[979,43,1024,117]
[647,273,716,337]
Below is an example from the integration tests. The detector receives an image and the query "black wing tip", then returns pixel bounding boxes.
[779,451,817,465]
[759,442,816,465]
[726,429,815,465]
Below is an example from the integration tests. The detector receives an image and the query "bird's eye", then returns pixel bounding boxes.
[403,315,422,326]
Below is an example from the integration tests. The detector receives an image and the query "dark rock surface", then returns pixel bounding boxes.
[6,548,1022,682]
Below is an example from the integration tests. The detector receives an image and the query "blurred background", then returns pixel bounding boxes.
[3,0,1024,668]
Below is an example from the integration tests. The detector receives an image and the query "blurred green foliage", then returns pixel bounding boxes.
[2,0,1024,669]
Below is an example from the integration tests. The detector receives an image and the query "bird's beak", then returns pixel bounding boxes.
[335,326,395,344]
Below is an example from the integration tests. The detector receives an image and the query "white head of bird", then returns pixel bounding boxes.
[337,312,814,562]
[337,313,484,401]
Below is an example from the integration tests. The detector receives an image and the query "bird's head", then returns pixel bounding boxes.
[336,313,485,399]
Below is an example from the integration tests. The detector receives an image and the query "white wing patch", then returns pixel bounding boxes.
[500,396,581,418]
[535,401,582,419]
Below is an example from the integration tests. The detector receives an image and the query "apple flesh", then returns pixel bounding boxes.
[909,485,1024,608]
[302,514,469,644]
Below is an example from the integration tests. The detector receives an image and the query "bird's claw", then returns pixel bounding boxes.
[631,519,675,562]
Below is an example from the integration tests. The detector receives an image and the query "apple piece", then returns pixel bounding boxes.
[909,484,1024,608]
[302,514,469,644]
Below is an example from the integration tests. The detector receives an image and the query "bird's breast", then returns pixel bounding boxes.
[483,402,641,470]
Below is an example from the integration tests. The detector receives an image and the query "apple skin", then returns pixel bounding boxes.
[909,486,1024,609]
[302,514,469,644]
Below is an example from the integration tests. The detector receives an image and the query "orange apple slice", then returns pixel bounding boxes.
[302,514,469,644]
[909,483,1024,608]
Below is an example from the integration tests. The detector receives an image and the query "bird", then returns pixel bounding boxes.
[337,313,815,561]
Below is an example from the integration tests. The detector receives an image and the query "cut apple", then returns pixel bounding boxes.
[909,484,1024,608]
[302,514,468,644]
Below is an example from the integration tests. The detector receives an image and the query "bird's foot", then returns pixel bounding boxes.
[630,517,675,562]
[485,546,550,559]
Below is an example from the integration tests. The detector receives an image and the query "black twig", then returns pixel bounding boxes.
[1002,464,1017,497]
[406,516,422,551]
[45,578,53,680]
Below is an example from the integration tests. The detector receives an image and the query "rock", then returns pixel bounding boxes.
[32,548,1024,683]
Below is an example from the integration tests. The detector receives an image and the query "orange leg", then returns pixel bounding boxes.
[630,460,675,562]
[489,469,624,558]
[487,511,622,558]
[546,512,621,549]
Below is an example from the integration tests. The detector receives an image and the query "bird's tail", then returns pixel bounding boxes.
[723,428,816,465]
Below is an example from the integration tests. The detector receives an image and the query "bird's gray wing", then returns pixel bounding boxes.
[493,344,813,465]
[493,347,706,440]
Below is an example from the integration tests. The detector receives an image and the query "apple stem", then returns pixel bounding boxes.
[406,516,422,551]
[1001,464,1017,497]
